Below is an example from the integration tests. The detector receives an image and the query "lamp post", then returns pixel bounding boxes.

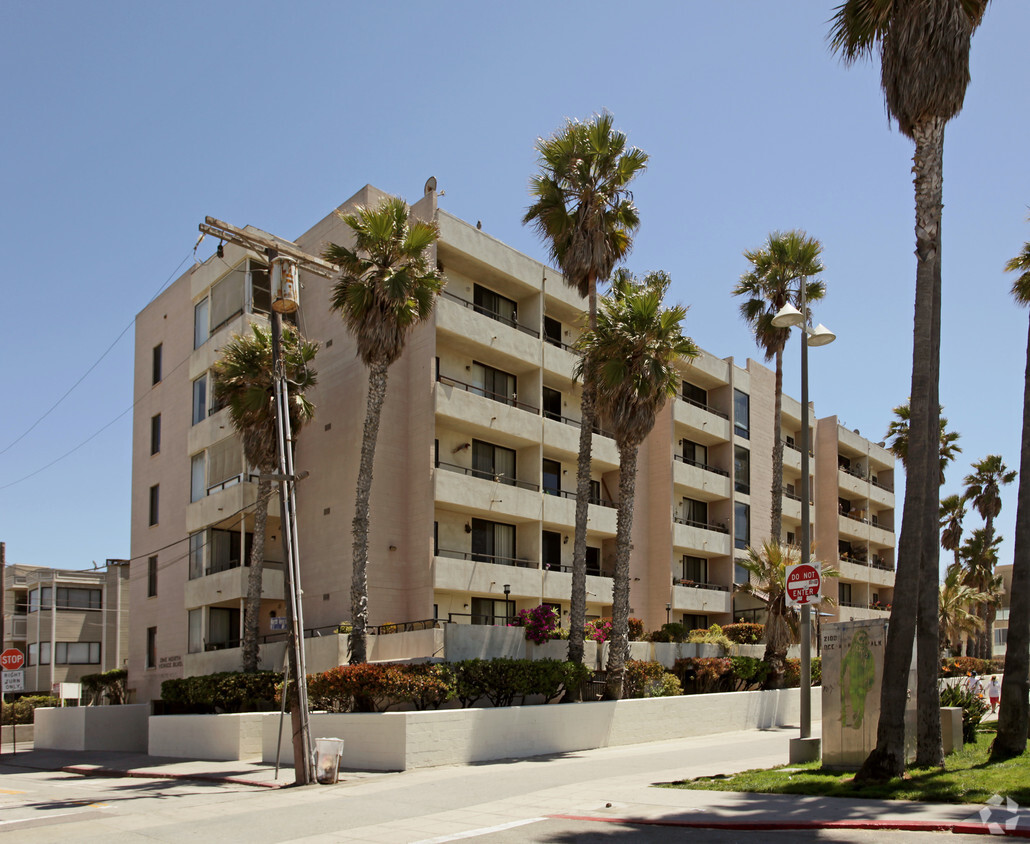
[666,603,671,624]
[503,584,511,625]
[771,283,834,763]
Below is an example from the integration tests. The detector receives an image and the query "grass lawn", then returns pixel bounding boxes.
[663,726,1030,805]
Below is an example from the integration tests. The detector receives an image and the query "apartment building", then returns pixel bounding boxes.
[128,181,895,701]
[2,560,129,695]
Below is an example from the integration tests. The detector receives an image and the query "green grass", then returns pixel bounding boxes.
[663,727,1030,805]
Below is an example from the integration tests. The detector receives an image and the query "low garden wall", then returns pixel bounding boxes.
[34,704,149,752]
[148,713,265,761]
[1,724,34,744]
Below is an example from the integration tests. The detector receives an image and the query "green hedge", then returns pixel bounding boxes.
[722,623,764,644]
[161,671,280,712]
[1,695,59,725]
[940,657,992,678]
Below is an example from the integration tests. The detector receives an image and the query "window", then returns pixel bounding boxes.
[542,387,562,421]
[146,627,157,669]
[683,614,709,630]
[57,587,101,610]
[192,374,207,425]
[470,597,514,626]
[786,531,797,546]
[28,642,51,666]
[542,459,561,495]
[470,361,516,406]
[542,530,562,570]
[471,440,516,485]
[734,389,749,438]
[208,528,254,575]
[839,582,853,606]
[996,628,1008,646]
[433,521,439,556]
[734,560,750,584]
[210,265,246,333]
[682,381,707,406]
[208,607,240,649]
[191,453,206,502]
[473,283,517,328]
[734,501,749,550]
[148,484,160,526]
[470,518,516,566]
[28,587,52,612]
[150,414,161,455]
[152,343,162,385]
[194,296,210,349]
[589,479,603,505]
[544,316,562,347]
[734,445,750,494]
[251,261,271,314]
[682,498,708,526]
[188,609,203,654]
[148,556,158,597]
[55,642,101,664]
[206,438,242,490]
[586,546,601,576]
[682,555,707,584]
[682,440,707,466]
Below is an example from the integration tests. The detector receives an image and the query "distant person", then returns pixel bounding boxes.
[989,676,1001,714]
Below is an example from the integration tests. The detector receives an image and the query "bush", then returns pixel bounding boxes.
[782,658,822,689]
[510,604,559,645]
[585,617,613,643]
[161,671,280,712]
[648,622,689,643]
[1,695,59,725]
[723,623,764,644]
[940,683,989,743]
[729,656,769,690]
[446,658,588,707]
[623,660,667,698]
[940,657,992,678]
[81,668,128,705]
[628,618,645,641]
[675,657,733,694]
[686,624,732,652]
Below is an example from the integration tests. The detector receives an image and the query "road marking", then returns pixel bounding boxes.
[409,817,546,843]
[0,789,27,794]
[0,808,102,827]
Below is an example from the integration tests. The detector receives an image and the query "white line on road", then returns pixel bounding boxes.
[409,817,547,843]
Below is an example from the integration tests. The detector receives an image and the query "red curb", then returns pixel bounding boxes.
[61,765,286,789]
[548,813,1030,837]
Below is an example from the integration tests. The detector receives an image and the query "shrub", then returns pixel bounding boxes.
[675,657,733,693]
[648,622,689,643]
[585,618,613,642]
[729,655,768,690]
[782,658,822,689]
[651,671,684,697]
[161,671,280,712]
[686,624,732,652]
[510,604,559,645]
[628,618,645,641]
[394,663,452,710]
[723,623,764,644]
[940,656,992,678]
[623,660,667,698]
[446,658,588,707]
[940,683,989,743]
[1,695,59,725]
[81,668,128,705]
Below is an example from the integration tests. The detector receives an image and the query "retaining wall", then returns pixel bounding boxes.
[34,704,149,752]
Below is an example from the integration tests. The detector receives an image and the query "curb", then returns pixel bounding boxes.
[61,765,287,789]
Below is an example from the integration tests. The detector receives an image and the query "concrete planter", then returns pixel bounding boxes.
[1,724,34,745]
[34,704,149,752]
[149,713,266,761]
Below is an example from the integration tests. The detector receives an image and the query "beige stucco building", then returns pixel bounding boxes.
[128,182,895,701]
[2,560,129,695]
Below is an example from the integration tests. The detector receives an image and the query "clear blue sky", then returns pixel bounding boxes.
[2,1,1027,572]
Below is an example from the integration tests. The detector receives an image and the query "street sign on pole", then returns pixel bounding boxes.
[2,670,24,693]
[0,648,24,671]
[786,563,821,607]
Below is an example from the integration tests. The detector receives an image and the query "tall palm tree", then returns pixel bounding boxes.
[938,563,984,657]
[212,323,318,673]
[732,231,826,542]
[576,269,697,699]
[322,197,442,666]
[959,527,1003,659]
[992,239,1030,759]
[524,112,648,667]
[938,494,966,570]
[884,401,962,485]
[830,0,991,778]
[736,540,839,689]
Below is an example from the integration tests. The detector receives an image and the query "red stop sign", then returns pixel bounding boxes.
[786,563,821,605]
[1,648,24,670]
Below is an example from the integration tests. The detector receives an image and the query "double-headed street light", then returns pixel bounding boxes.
[771,288,834,763]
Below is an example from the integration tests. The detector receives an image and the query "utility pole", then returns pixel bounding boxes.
[198,217,335,785]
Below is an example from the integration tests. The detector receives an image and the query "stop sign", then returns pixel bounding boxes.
[1,648,24,671]
[785,563,821,606]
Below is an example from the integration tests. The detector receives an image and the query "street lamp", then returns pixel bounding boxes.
[503,584,511,625]
[666,602,671,624]
[771,284,835,763]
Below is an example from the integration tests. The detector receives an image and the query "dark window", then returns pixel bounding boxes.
[148,484,160,526]
[434,521,439,556]
[473,283,518,328]
[470,597,514,626]
[57,587,101,610]
[152,344,162,385]
[471,518,516,566]
[682,381,707,406]
[542,387,562,421]
[148,556,158,597]
[251,262,271,314]
[472,439,516,485]
[542,459,561,495]
[682,498,708,525]
[194,297,209,349]
[682,439,707,465]
[146,627,157,669]
[150,414,161,455]
[471,361,517,406]
[734,389,749,439]
[683,614,709,630]
[682,555,707,583]
[208,607,241,649]
[786,531,797,546]
[586,546,601,576]
[734,445,750,494]
[589,479,603,505]
[189,531,205,580]
[734,502,750,550]
[542,530,562,569]
[839,582,853,605]
[207,528,254,575]
[55,642,101,665]
[192,375,207,425]
[734,560,750,584]
[544,316,562,347]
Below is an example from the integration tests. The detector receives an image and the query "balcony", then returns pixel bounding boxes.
[673,455,733,499]
[435,462,543,522]
[435,377,542,447]
[541,493,618,536]
[183,561,285,610]
[433,552,617,603]
[673,518,732,556]
[540,416,620,469]
[671,582,733,614]
[674,398,731,442]
[436,291,541,366]
[186,474,265,534]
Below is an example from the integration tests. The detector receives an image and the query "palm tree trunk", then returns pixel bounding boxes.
[568,280,598,672]
[858,117,945,781]
[604,440,637,700]
[350,356,390,667]
[979,513,996,659]
[241,478,271,673]
[762,594,789,690]
[991,315,1030,760]
[771,348,784,543]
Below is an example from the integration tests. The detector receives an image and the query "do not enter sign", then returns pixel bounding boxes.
[785,563,821,606]
[1,648,25,671]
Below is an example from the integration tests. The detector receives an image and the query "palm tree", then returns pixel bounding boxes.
[212,323,318,673]
[938,563,984,657]
[884,401,962,485]
[524,112,648,668]
[322,197,442,665]
[732,231,826,542]
[959,527,1003,659]
[992,239,1030,759]
[830,0,991,778]
[939,494,966,570]
[736,540,838,688]
[576,270,697,699]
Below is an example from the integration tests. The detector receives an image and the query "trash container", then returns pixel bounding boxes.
[313,737,344,784]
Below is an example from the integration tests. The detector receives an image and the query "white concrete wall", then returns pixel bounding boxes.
[149,713,265,760]
[34,705,149,752]
[0,724,33,744]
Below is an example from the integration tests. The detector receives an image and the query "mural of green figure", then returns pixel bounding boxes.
[840,629,876,729]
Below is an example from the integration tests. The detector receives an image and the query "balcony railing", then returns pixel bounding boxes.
[436,548,536,568]
[436,373,540,415]
[673,516,729,534]
[839,600,866,609]
[435,460,539,491]
[840,465,867,481]
[784,440,814,456]
[673,454,730,478]
[673,578,730,592]
[871,477,894,492]
[542,563,614,578]
[440,290,540,339]
[840,511,868,524]
[783,490,814,504]
[840,555,868,567]
[542,410,614,439]
[679,395,729,420]
[545,488,616,509]
[206,472,261,496]
[871,558,894,571]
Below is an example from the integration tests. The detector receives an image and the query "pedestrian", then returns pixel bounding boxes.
[989,675,1001,714]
